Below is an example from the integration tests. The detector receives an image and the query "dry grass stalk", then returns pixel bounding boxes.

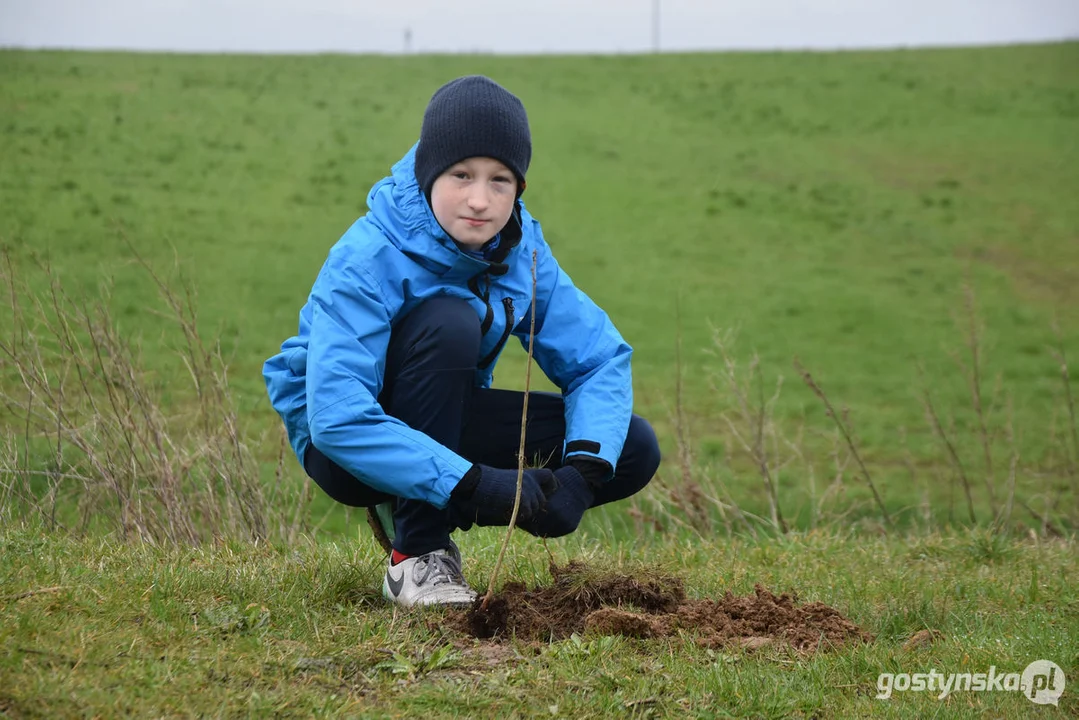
[709,328,787,534]
[898,426,931,530]
[1051,322,1078,521]
[995,396,1019,533]
[663,297,725,535]
[482,250,538,611]
[0,248,302,544]
[953,283,999,517]
[794,358,893,532]
[671,297,700,526]
[917,364,977,525]
[815,427,851,522]
[753,359,788,533]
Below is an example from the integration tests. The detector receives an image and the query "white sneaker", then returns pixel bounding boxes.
[382,543,477,608]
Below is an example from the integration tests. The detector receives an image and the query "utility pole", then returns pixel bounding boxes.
[404,28,412,54]
[652,0,660,53]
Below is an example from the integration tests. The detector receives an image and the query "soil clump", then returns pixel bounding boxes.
[456,562,871,653]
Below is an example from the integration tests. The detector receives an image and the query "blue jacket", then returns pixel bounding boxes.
[263,145,633,509]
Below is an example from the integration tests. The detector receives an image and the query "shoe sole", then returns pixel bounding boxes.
[382,580,476,608]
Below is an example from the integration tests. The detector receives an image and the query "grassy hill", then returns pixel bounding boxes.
[2,43,1077,530]
[1,43,1078,719]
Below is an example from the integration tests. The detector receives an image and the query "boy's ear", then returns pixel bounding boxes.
[516,179,526,198]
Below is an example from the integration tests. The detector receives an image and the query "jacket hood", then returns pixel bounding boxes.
[365,144,524,279]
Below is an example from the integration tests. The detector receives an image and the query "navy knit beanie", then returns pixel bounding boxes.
[414,76,532,198]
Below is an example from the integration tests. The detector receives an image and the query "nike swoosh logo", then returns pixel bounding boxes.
[386,567,405,597]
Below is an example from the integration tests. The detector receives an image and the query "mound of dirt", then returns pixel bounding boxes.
[454,562,871,653]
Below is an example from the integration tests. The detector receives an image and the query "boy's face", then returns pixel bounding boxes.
[430,157,518,250]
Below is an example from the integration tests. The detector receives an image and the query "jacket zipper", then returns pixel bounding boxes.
[468,275,494,335]
[478,297,515,370]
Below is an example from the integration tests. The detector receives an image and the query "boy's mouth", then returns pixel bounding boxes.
[462,217,488,227]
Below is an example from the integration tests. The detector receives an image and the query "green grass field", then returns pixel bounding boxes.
[2,527,1077,718]
[1,43,1078,717]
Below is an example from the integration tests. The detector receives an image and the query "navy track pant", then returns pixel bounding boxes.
[303,296,661,556]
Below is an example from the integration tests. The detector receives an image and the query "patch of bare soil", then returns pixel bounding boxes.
[452,562,872,653]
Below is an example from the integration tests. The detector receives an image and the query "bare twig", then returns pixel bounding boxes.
[665,296,718,534]
[958,283,998,516]
[672,297,696,520]
[1019,499,1063,537]
[5,586,68,601]
[1051,321,1078,518]
[795,358,893,532]
[918,365,977,525]
[754,358,787,533]
[708,328,785,534]
[15,646,112,669]
[482,250,538,610]
[898,427,930,530]
[995,395,1019,534]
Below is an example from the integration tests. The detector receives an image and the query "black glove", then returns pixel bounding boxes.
[449,463,557,529]
[520,458,608,538]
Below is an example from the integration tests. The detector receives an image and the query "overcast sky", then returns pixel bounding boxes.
[1,0,1077,54]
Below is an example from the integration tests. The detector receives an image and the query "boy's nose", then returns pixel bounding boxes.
[466,190,488,212]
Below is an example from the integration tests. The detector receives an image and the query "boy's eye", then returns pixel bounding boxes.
[493,175,512,184]
[452,171,469,180]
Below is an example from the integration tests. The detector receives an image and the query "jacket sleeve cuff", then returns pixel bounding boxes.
[566,457,611,488]
[450,464,483,502]
[430,455,477,509]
